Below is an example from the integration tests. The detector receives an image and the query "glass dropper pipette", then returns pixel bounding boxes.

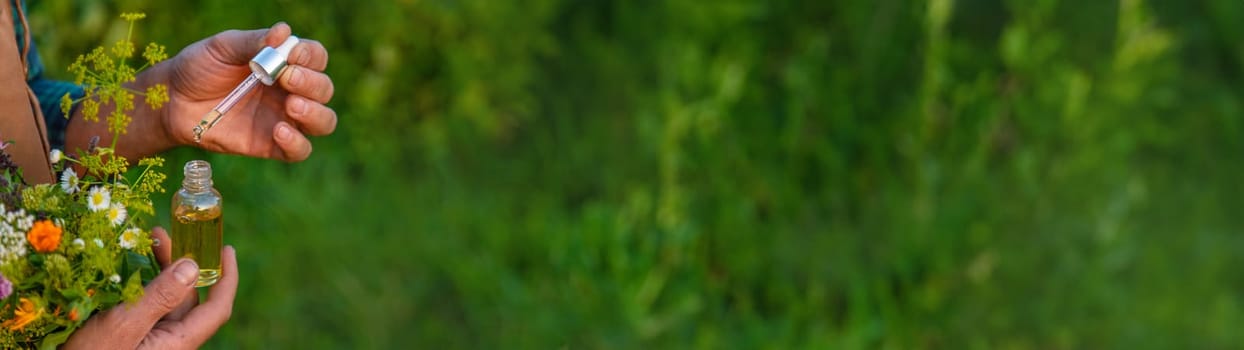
[192,74,261,142]
[192,35,301,143]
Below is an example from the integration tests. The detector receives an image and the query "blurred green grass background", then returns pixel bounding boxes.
[23,0,1244,348]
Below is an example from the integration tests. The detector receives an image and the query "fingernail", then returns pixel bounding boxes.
[292,97,307,116]
[174,260,199,286]
[297,45,310,65]
[152,238,160,247]
[288,67,303,87]
[276,124,292,142]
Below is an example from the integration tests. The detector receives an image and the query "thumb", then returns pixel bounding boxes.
[132,259,200,321]
[206,22,292,65]
[62,259,199,349]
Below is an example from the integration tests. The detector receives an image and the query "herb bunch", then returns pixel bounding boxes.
[0,13,168,349]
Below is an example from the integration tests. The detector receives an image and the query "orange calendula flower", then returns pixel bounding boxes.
[26,220,62,253]
[3,298,41,331]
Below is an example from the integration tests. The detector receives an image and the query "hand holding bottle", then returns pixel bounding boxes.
[63,228,238,349]
[172,160,224,287]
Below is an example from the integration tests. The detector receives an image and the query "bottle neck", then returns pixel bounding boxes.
[182,160,213,193]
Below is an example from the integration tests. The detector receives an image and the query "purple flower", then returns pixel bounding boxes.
[0,273,11,300]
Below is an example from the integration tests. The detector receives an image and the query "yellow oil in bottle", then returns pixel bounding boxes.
[171,160,223,287]
[172,205,222,287]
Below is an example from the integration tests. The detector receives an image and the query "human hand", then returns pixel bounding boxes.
[63,228,239,349]
[160,22,336,161]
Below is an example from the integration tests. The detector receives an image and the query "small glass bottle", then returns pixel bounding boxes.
[171,160,223,287]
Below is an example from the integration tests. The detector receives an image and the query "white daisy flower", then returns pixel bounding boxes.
[73,238,85,248]
[60,168,79,194]
[93,238,103,248]
[49,149,62,164]
[107,203,128,227]
[87,187,110,212]
[119,228,141,249]
[109,274,121,284]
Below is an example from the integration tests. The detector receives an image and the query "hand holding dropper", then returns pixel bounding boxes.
[192,35,300,143]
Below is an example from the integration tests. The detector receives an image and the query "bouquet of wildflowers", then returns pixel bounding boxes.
[0,13,170,349]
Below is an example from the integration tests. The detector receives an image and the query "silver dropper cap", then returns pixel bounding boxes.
[249,35,300,86]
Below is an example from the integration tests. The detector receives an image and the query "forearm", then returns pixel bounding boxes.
[64,62,175,160]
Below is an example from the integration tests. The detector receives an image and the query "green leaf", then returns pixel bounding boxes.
[17,270,48,288]
[120,250,158,283]
[56,285,89,299]
[142,252,160,283]
[93,289,122,306]
[39,326,76,350]
[123,270,144,303]
[76,299,98,321]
